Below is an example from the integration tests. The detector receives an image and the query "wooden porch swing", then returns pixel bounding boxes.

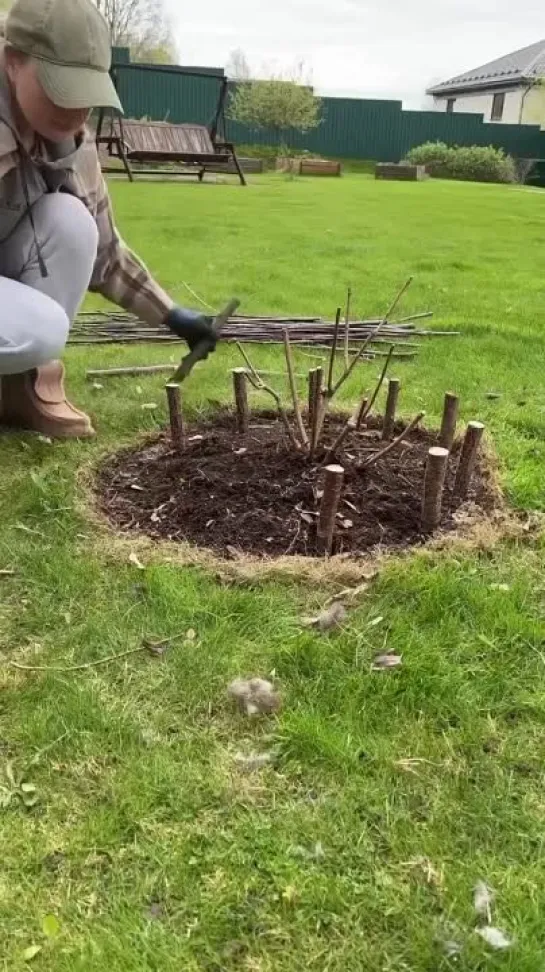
[95,67,247,185]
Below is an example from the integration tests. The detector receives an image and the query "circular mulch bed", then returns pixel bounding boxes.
[97,410,498,559]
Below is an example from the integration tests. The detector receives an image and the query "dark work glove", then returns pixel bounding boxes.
[164,307,217,354]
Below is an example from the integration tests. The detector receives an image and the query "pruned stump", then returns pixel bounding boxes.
[382,379,400,440]
[454,422,485,499]
[439,392,459,450]
[165,383,185,451]
[422,446,449,532]
[317,464,345,556]
[232,368,249,434]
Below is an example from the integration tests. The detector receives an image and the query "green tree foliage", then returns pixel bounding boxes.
[229,77,322,141]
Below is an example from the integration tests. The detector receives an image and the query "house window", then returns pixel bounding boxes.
[491,92,505,121]
[446,98,456,113]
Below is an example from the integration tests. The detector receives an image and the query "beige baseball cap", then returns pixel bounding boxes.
[6,0,123,112]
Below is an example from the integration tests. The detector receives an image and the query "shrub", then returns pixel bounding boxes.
[405,142,516,184]
[405,141,452,177]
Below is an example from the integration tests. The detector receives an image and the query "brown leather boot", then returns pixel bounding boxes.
[1,361,95,438]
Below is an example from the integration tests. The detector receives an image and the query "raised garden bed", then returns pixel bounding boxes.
[375,163,428,181]
[97,409,496,559]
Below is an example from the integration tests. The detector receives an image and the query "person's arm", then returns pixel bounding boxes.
[77,133,217,350]
[88,165,175,327]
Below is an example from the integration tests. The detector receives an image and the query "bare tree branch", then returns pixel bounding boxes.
[330,278,413,399]
[236,343,303,452]
[283,330,309,449]
[359,411,425,469]
[327,307,342,395]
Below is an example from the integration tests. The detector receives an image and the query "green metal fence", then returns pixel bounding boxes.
[112,53,545,164]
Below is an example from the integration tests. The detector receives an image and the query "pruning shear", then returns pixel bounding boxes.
[170,297,240,384]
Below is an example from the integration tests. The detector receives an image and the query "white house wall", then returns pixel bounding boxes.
[433,88,524,124]
[520,85,545,128]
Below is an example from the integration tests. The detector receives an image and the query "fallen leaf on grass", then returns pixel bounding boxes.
[281,884,299,904]
[141,402,158,410]
[394,757,439,775]
[476,927,513,950]
[129,553,145,570]
[474,880,494,920]
[372,653,402,671]
[324,580,374,606]
[42,914,60,939]
[142,638,170,657]
[91,382,103,390]
[303,601,347,632]
[22,945,42,962]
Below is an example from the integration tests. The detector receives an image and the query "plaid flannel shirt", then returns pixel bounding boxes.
[65,130,174,326]
[0,102,174,327]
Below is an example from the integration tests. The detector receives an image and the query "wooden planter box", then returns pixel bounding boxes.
[299,159,342,177]
[226,157,264,174]
[275,156,299,173]
[375,163,428,181]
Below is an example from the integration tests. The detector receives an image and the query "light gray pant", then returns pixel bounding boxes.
[0,193,98,376]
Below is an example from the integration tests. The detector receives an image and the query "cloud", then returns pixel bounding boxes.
[167,0,545,107]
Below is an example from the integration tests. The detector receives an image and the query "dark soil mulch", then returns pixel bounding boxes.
[97,409,497,559]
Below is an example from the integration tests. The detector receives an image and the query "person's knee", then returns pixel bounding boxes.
[31,299,70,365]
[35,193,98,269]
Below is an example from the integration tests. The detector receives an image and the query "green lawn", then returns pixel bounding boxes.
[2,174,545,970]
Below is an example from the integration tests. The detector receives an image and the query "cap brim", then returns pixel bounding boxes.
[35,59,124,113]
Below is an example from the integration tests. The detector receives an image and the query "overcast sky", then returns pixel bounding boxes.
[166,0,545,108]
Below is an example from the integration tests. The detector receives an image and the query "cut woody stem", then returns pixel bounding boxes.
[232,368,249,434]
[310,280,412,455]
[382,378,401,440]
[359,411,425,469]
[327,307,342,395]
[323,346,395,463]
[310,367,324,456]
[329,277,413,400]
[354,397,369,431]
[283,329,309,449]
[236,342,303,452]
[439,392,459,451]
[421,446,449,532]
[343,286,352,369]
[357,345,395,426]
[454,421,485,499]
[165,382,185,451]
[317,464,345,556]
[308,369,318,428]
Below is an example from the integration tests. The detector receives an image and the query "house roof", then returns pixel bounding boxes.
[427,40,545,95]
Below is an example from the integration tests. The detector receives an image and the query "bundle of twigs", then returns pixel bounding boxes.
[70,308,457,359]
